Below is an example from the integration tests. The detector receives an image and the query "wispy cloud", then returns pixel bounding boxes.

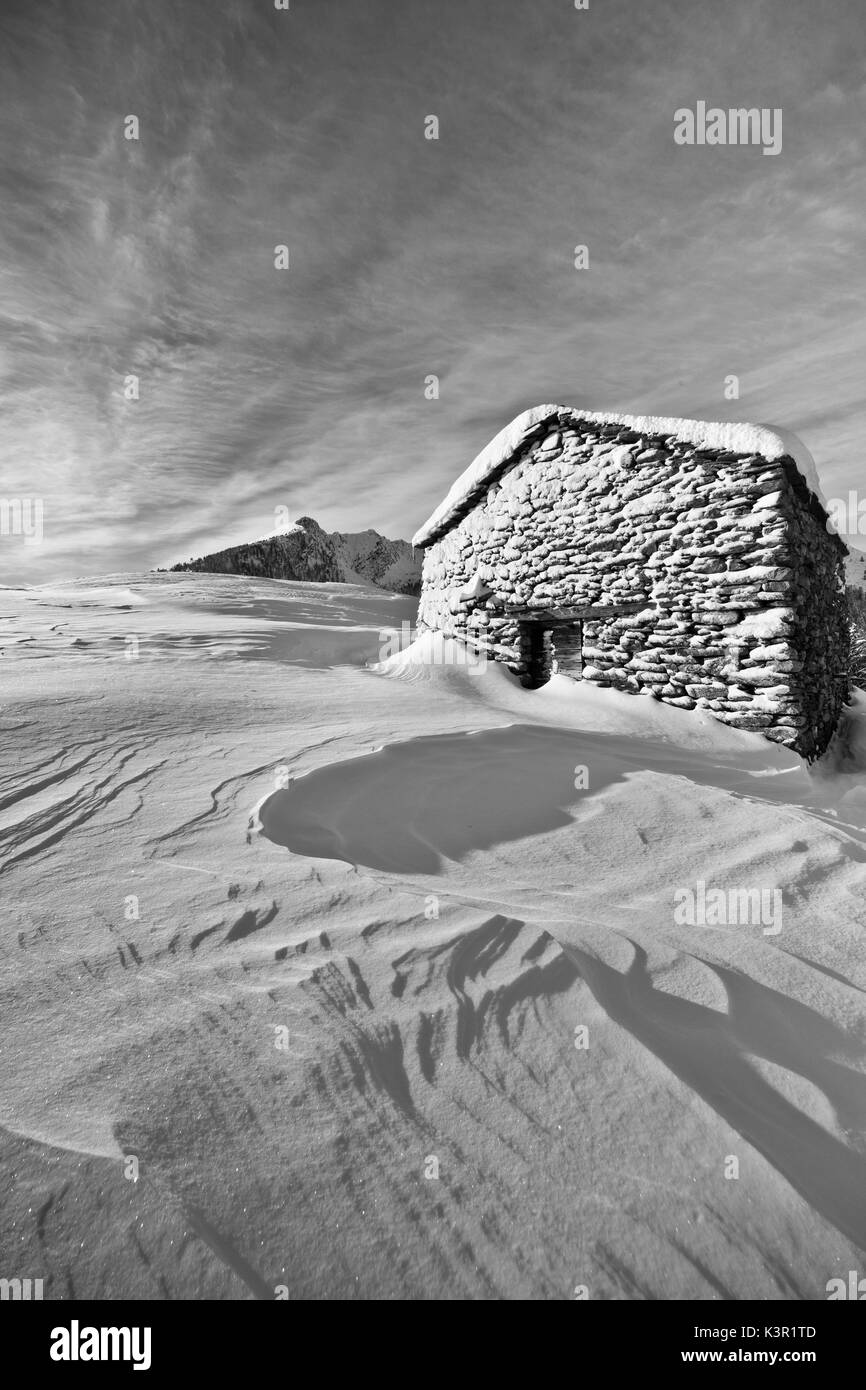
[1,0,864,580]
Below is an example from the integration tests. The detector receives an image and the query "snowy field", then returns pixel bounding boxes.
[1,570,865,1300]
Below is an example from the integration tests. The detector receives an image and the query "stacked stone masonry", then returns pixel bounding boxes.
[415,409,850,760]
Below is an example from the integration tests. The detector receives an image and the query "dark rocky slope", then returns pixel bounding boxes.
[172,516,420,594]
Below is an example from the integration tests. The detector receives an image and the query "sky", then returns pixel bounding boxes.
[1,0,865,582]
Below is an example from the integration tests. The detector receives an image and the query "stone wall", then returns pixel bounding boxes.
[416,411,849,760]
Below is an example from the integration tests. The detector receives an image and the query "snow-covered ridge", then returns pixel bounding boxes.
[172,516,421,594]
[413,404,827,547]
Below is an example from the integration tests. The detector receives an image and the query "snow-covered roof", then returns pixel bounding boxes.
[412,404,829,547]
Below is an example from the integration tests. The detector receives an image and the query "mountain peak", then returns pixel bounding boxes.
[171,517,420,594]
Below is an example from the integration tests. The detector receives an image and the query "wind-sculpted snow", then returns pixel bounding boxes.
[1,572,865,1299]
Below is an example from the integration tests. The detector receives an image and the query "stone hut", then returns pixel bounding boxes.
[413,405,849,759]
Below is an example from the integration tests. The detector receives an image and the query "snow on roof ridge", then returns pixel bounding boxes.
[412,404,827,547]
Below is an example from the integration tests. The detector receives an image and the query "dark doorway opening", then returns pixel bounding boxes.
[519,619,583,687]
